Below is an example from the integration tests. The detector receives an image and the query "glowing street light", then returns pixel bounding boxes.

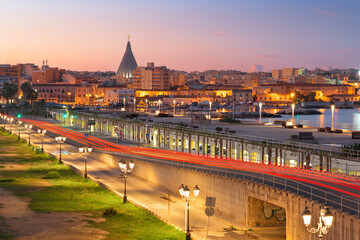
[302,206,334,239]
[55,136,66,164]
[123,98,126,111]
[24,124,32,146]
[331,104,335,130]
[173,100,176,116]
[79,146,93,178]
[134,98,136,112]
[291,103,295,123]
[158,99,161,113]
[145,99,148,112]
[17,120,22,140]
[259,102,263,123]
[37,129,46,152]
[118,160,135,203]
[178,184,200,240]
[209,101,212,122]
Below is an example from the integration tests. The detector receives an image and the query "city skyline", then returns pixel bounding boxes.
[1,0,359,72]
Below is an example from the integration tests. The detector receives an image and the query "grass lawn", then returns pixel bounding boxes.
[0,130,185,239]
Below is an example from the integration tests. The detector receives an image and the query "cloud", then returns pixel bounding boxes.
[256,54,279,59]
[330,48,359,54]
[249,64,263,73]
[312,8,349,18]
[211,31,229,37]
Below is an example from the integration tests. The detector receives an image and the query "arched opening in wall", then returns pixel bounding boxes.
[247,197,286,239]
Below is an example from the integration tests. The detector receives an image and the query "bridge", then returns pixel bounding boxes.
[5,111,360,239]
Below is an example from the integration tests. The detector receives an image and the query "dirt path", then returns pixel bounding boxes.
[0,187,108,240]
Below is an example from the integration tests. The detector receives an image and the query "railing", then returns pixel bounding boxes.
[151,122,360,161]
[104,149,360,218]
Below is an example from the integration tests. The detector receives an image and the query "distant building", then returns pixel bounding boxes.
[33,83,77,103]
[105,89,135,104]
[272,67,308,80]
[32,61,63,84]
[116,38,138,79]
[133,62,170,90]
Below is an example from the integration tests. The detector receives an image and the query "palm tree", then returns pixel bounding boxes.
[21,82,38,108]
[1,82,18,104]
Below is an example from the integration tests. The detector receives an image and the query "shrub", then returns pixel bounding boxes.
[103,206,118,216]
[44,171,61,179]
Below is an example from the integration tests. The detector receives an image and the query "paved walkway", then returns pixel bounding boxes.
[6,122,286,240]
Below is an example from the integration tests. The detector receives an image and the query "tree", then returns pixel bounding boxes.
[21,82,38,108]
[252,95,257,102]
[1,82,18,104]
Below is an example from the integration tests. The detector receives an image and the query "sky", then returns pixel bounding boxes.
[0,0,360,72]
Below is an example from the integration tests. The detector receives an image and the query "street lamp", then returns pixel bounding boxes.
[291,103,295,123]
[55,136,66,164]
[259,102,263,123]
[145,99,148,112]
[123,98,126,111]
[37,129,46,152]
[79,146,93,179]
[331,104,335,130]
[209,101,212,121]
[24,124,32,146]
[134,98,136,112]
[173,100,176,116]
[17,121,22,140]
[118,160,135,203]
[2,116,7,130]
[8,118,14,134]
[178,184,200,240]
[158,99,161,113]
[302,206,334,239]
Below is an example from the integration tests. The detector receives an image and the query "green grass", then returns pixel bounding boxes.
[0,129,185,239]
[0,216,14,240]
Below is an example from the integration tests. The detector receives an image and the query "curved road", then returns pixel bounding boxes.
[22,118,360,216]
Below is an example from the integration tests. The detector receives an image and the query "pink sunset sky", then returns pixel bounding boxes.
[0,0,359,72]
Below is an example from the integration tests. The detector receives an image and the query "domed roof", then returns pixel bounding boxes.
[116,40,138,78]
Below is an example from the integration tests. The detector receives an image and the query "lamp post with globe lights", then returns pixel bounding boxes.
[178,184,200,240]
[2,115,7,130]
[17,121,22,140]
[24,124,32,146]
[55,136,66,164]
[302,206,334,239]
[118,160,135,203]
[8,118,14,135]
[79,146,93,179]
[37,129,46,152]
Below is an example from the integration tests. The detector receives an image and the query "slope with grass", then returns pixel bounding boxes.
[0,130,185,239]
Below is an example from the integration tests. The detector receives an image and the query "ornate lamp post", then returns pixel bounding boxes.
[178,184,200,240]
[331,104,335,130]
[17,121,22,140]
[24,124,32,146]
[8,118,14,134]
[173,100,176,116]
[79,146,93,178]
[118,160,135,203]
[55,136,66,164]
[302,206,334,239]
[2,116,7,130]
[37,129,46,152]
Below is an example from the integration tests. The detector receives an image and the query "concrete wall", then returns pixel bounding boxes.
[125,158,360,240]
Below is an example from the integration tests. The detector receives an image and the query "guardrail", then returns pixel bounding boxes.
[104,149,360,218]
